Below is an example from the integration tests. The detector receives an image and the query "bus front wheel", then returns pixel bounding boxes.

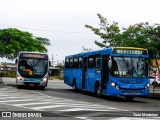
[17,85,22,89]
[40,86,45,90]
[95,83,101,97]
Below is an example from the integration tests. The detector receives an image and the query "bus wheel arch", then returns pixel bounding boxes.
[72,78,76,91]
[95,81,101,97]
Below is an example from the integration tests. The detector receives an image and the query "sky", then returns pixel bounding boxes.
[0,0,160,65]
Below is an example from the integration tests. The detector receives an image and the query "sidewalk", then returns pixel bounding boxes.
[0,77,7,88]
[149,85,160,98]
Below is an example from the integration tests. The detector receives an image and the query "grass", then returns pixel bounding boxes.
[1,71,16,78]
[50,76,64,80]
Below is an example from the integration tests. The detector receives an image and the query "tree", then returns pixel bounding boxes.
[0,28,50,60]
[85,14,160,72]
[122,23,160,72]
[55,61,64,72]
[85,13,122,47]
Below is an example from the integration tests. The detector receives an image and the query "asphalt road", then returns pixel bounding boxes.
[0,77,160,120]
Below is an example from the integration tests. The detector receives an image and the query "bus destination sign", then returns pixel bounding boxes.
[113,48,147,55]
[22,53,46,58]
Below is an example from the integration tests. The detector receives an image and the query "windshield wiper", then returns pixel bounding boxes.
[33,59,41,67]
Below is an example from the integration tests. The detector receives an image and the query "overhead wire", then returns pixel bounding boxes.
[0,23,93,35]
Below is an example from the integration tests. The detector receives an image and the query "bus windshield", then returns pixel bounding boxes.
[18,59,48,78]
[110,57,148,78]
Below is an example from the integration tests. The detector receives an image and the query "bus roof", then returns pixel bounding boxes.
[17,51,48,59]
[18,51,47,55]
[65,47,148,58]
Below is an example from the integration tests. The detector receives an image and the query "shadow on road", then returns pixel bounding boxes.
[47,87,148,103]
[6,84,150,103]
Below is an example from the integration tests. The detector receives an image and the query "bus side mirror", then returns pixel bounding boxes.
[15,59,18,64]
[49,61,51,66]
[108,60,112,68]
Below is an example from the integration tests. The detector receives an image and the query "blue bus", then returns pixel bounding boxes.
[64,47,150,100]
[16,51,49,90]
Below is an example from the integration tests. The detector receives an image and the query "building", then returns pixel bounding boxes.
[49,67,60,76]
[0,62,16,72]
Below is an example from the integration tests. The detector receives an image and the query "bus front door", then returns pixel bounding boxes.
[82,57,87,90]
[101,54,109,93]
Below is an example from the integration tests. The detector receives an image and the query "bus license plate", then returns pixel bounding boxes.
[29,84,34,86]
[130,90,136,94]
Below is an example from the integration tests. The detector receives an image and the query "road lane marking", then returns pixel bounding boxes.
[0,87,127,112]
[12,102,53,106]
[32,105,68,110]
[0,99,34,103]
[60,108,96,111]
[60,108,116,111]
[76,117,92,120]
[0,97,21,99]
[0,95,9,96]
[111,117,160,120]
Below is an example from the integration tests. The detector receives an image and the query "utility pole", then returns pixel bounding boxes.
[51,54,57,67]
[52,54,53,64]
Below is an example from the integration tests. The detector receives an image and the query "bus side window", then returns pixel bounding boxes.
[88,55,94,68]
[65,58,69,68]
[73,57,78,68]
[95,54,101,69]
[78,57,82,68]
[69,58,73,68]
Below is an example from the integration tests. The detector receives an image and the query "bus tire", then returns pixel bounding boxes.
[72,80,76,91]
[95,83,101,97]
[17,85,22,89]
[40,86,45,90]
[125,96,134,101]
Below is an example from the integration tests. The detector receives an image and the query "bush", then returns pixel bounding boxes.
[1,71,16,78]
[50,76,63,80]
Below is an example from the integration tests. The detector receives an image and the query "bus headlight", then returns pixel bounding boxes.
[111,82,116,87]
[111,82,120,89]
[17,75,22,80]
[145,83,150,89]
[43,77,48,82]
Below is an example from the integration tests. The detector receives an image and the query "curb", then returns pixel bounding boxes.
[0,82,7,88]
[149,93,160,99]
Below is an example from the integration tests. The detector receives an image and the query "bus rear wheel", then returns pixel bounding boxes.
[95,83,101,97]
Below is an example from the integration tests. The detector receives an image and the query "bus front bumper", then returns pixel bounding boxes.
[16,79,47,87]
[106,85,150,97]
